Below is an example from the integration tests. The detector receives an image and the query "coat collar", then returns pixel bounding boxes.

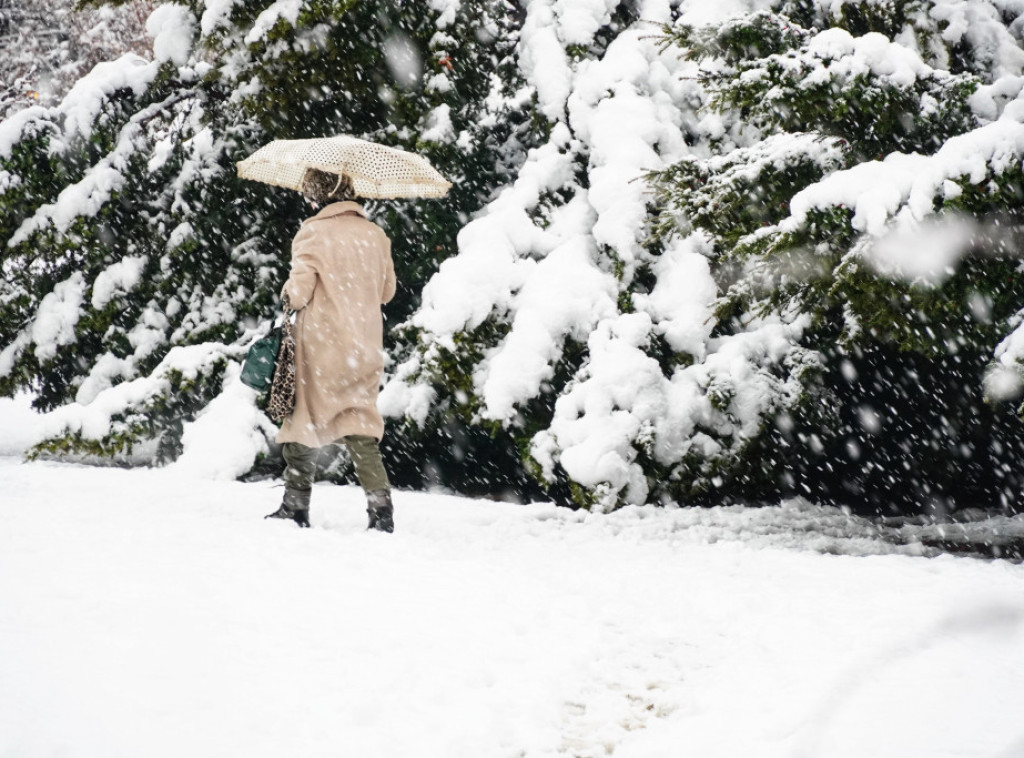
[308,201,367,222]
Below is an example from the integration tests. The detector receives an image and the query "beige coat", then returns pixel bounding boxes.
[276,201,396,447]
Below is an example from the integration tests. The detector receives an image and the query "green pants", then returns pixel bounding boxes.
[282,436,390,494]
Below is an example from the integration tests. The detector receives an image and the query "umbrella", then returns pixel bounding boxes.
[236,134,451,199]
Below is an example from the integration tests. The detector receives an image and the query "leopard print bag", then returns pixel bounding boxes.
[266,295,297,423]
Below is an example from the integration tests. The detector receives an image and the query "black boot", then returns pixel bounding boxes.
[265,487,311,528]
[366,490,394,533]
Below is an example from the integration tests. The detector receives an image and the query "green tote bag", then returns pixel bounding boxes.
[240,295,296,422]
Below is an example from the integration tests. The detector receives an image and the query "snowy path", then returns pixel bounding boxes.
[1,458,1023,758]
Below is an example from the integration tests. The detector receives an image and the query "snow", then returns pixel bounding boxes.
[570,28,689,269]
[533,312,666,505]
[554,0,619,46]
[478,206,618,423]
[163,124,223,221]
[0,395,47,455]
[55,54,160,142]
[428,0,460,29]
[0,104,50,160]
[519,4,573,121]
[786,118,1024,237]
[860,215,978,285]
[376,357,437,426]
[803,28,937,89]
[171,363,277,481]
[653,314,814,467]
[634,233,717,357]
[704,132,846,187]
[243,0,304,45]
[127,306,171,359]
[10,165,124,245]
[971,74,1024,121]
[677,0,776,27]
[1,456,1023,758]
[795,0,1024,84]
[75,352,134,406]
[198,0,243,36]
[990,309,1024,399]
[0,340,271,472]
[3,16,1024,739]
[930,0,1024,79]
[146,4,196,67]
[0,332,31,380]
[26,345,250,459]
[425,71,454,94]
[383,32,422,90]
[421,104,455,143]
[90,255,147,309]
[0,168,18,193]
[31,271,87,362]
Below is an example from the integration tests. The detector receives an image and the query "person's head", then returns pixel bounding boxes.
[301,168,356,206]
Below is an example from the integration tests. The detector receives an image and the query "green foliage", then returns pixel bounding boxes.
[649,134,848,246]
[648,0,1024,514]
[28,429,144,462]
[662,11,808,66]
[776,0,934,43]
[667,10,980,161]
[26,358,231,464]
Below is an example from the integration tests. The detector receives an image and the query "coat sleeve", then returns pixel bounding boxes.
[381,236,396,305]
[282,224,319,309]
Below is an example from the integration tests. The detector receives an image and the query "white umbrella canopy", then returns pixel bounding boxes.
[236,134,451,199]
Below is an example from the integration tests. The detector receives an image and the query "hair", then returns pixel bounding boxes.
[301,168,356,205]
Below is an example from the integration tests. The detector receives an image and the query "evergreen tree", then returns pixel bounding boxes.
[648,0,1024,515]
[384,0,1024,514]
[0,0,530,478]
[382,0,741,510]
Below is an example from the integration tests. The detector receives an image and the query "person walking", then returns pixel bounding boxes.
[265,168,397,532]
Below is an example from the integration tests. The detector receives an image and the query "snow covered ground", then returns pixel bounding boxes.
[2,453,1023,758]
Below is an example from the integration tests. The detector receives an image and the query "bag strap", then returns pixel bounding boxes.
[279,293,296,341]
